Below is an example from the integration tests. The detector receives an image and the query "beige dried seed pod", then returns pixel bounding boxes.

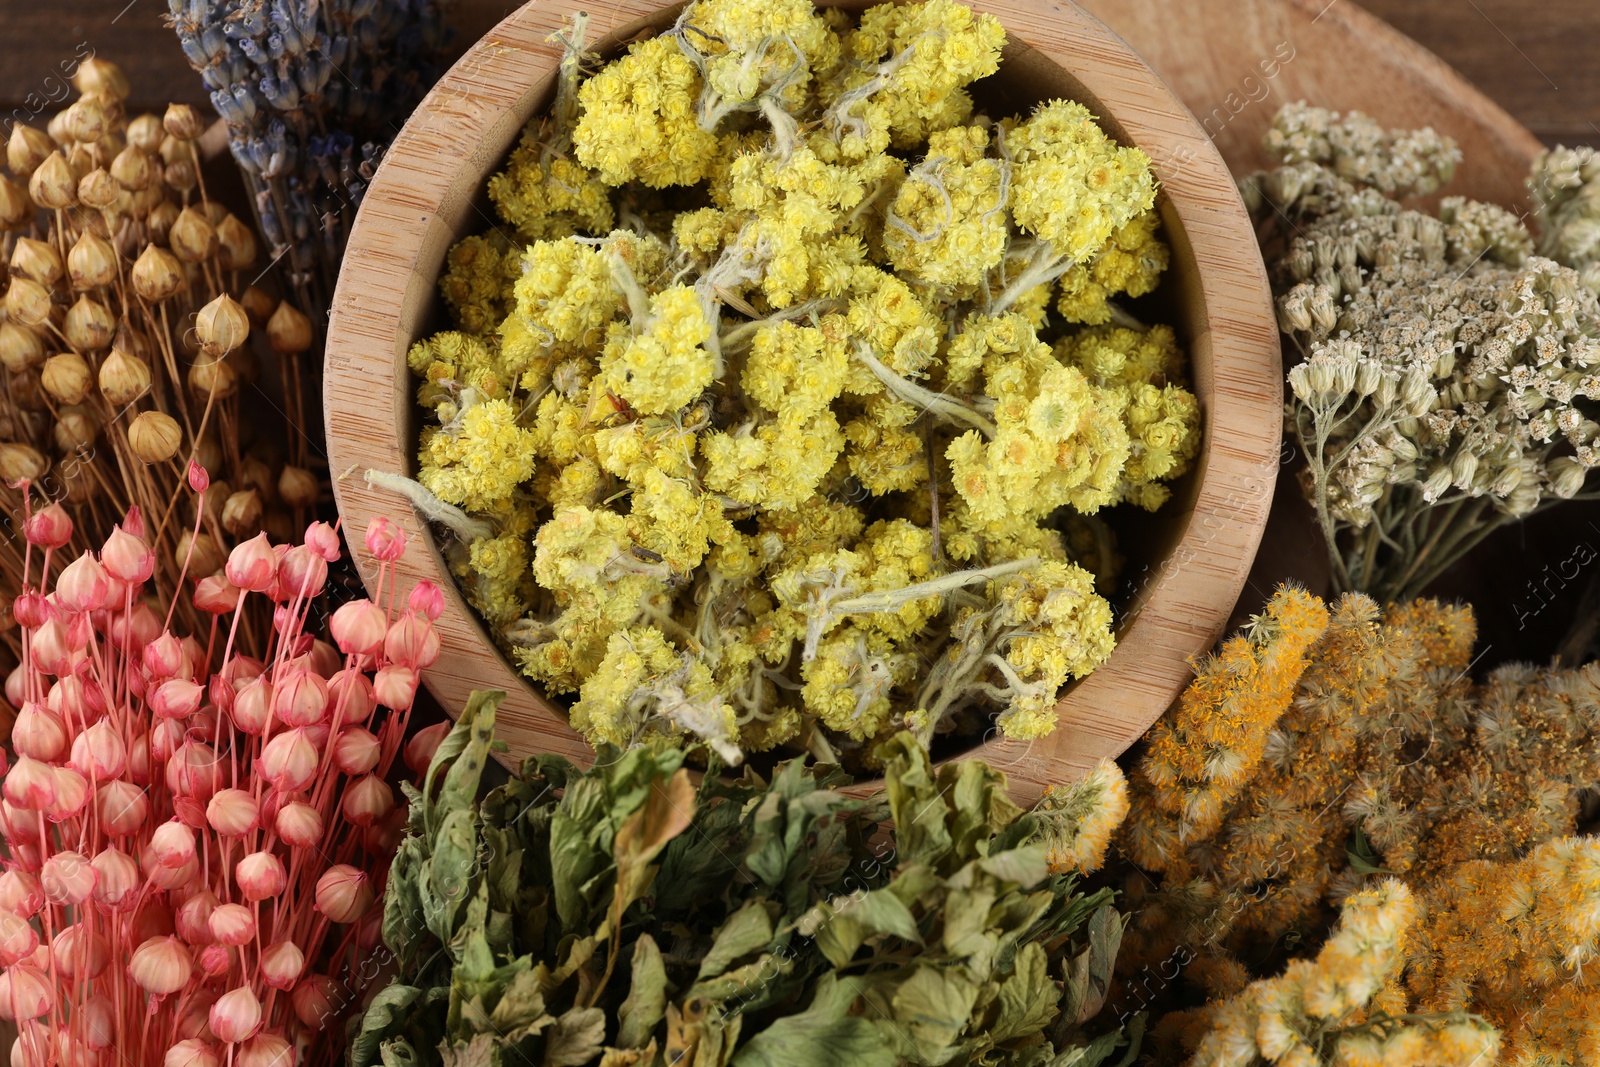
[46,111,72,148]
[112,321,152,362]
[53,405,99,453]
[239,456,275,501]
[128,410,182,463]
[221,488,263,537]
[0,321,44,372]
[41,352,93,405]
[99,346,151,405]
[0,442,48,483]
[61,99,109,145]
[64,143,95,181]
[216,215,257,272]
[267,302,313,355]
[176,529,225,576]
[10,237,62,285]
[159,134,196,167]
[188,355,237,398]
[64,296,115,352]
[67,230,117,290]
[131,183,165,220]
[201,202,227,226]
[277,465,320,509]
[4,277,53,326]
[77,168,121,211]
[109,145,153,191]
[74,58,130,101]
[169,206,217,263]
[0,175,30,229]
[196,294,250,355]
[240,285,275,327]
[7,124,53,176]
[164,160,197,194]
[162,104,203,142]
[27,152,76,209]
[126,113,163,153]
[131,244,184,301]
[147,201,180,246]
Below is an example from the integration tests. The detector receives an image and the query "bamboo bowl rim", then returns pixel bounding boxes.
[324,0,1282,803]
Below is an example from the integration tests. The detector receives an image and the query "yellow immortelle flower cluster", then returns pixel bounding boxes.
[405,0,1199,765]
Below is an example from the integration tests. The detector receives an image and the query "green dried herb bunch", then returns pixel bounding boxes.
[1245,103,1600,602]
[352,692,1139,1067]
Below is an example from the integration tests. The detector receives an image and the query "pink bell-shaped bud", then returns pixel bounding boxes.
[11,592,51,630]
[142,632,189,679]
[273,802,323,849]
[230,678,272,735]
[128,935,193,995]
[0,871,42,917]
[11,704,66,762]
[364,517,406,561]
[235,852,286,902]
[3,758,56,811]
[50,923,107,980]
[290,976,338,1030]
[332,727,381,776]
[314,865,373,924]
[208,903,255,947]
[384,612,440,670]
[0,911,39,966]
[277,545,327,600]
[165,1040,219,1067]
[407,579,446,621]
[55,554,109,614]
[304,521,341,561]
[45,767,88,821]
[258,729,318,792]
[151,677,204,720]
[341,775,395,828]
[328,599,386,657]
[40,850,96,905]
[102,524,155,583]
[272,670,328,728]
[405,721,452,777]
[71,719,127,780]
[22,505,73,550]
[150,819,197,869]
[237,1034,291,1067]
[0,965,53,1020]
[206,789,258,837]
[258,942,305,991]
[309,639,342,679]
[96,779,150,836]
[187,460,210,493]
[193,575,241,615]
[174,889,217,944]
[225,533,276,593]
[91,848,141,911]
[327,669,376,723]
[373,665,419,711]
[165,741,222,802]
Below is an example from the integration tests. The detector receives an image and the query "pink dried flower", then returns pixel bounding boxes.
[274,802,323,849]
[373,665,419,710]
[165,1039,219,1067]
[225,534,277,592]
[384,611,441,669]
[55,554,109,613]
[210,985,263,1043]
[72,720,127,779]
[258,729,319,792]
[205,790,258,837]
[313,865,373,923]
[128,936,192,995]
[192,575,241,615]
[408,579,446,620]
[405,721,452,776]
[272,670,329,728]
[259,942,304,991]
[332,728,381,776]
[22,504,73,550]
[0,965,53,1020]
[340,776,395,828]
[238,1032,293,1067]
[235,852,286,902]
[102,525,155,583]
[12,704,66,762]
[364,517,406,561]
[187,460,210,493]
[329,599,386,656]
[208,904,255,947]
[303,521,341,562]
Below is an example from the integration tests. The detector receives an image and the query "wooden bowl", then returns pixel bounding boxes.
[324,0,1282,802]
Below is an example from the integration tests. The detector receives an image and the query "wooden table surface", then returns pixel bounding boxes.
[1,1,1594,149]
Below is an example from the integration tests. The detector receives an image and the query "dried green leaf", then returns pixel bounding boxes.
[350,985,423,1067]
[889,966,981,1059]
[544,1006,608,1067]
[613,767,697,917]
[697,900,776,980]
[618,934,669,1050]
[730,975,894,1067]
[440,1033,498,1067]
[490,967,549,1031]
[992,942,1058,1043]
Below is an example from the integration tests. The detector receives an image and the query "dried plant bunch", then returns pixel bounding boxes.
[1112,585,1600,1065]
[351,708,1139,1067]
[0,58,323,680]
[0,477,443,1067]
[1245,102,1600,602]
[381,0,1202,769]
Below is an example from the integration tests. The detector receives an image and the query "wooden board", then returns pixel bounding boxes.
[324,0,1283,803]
